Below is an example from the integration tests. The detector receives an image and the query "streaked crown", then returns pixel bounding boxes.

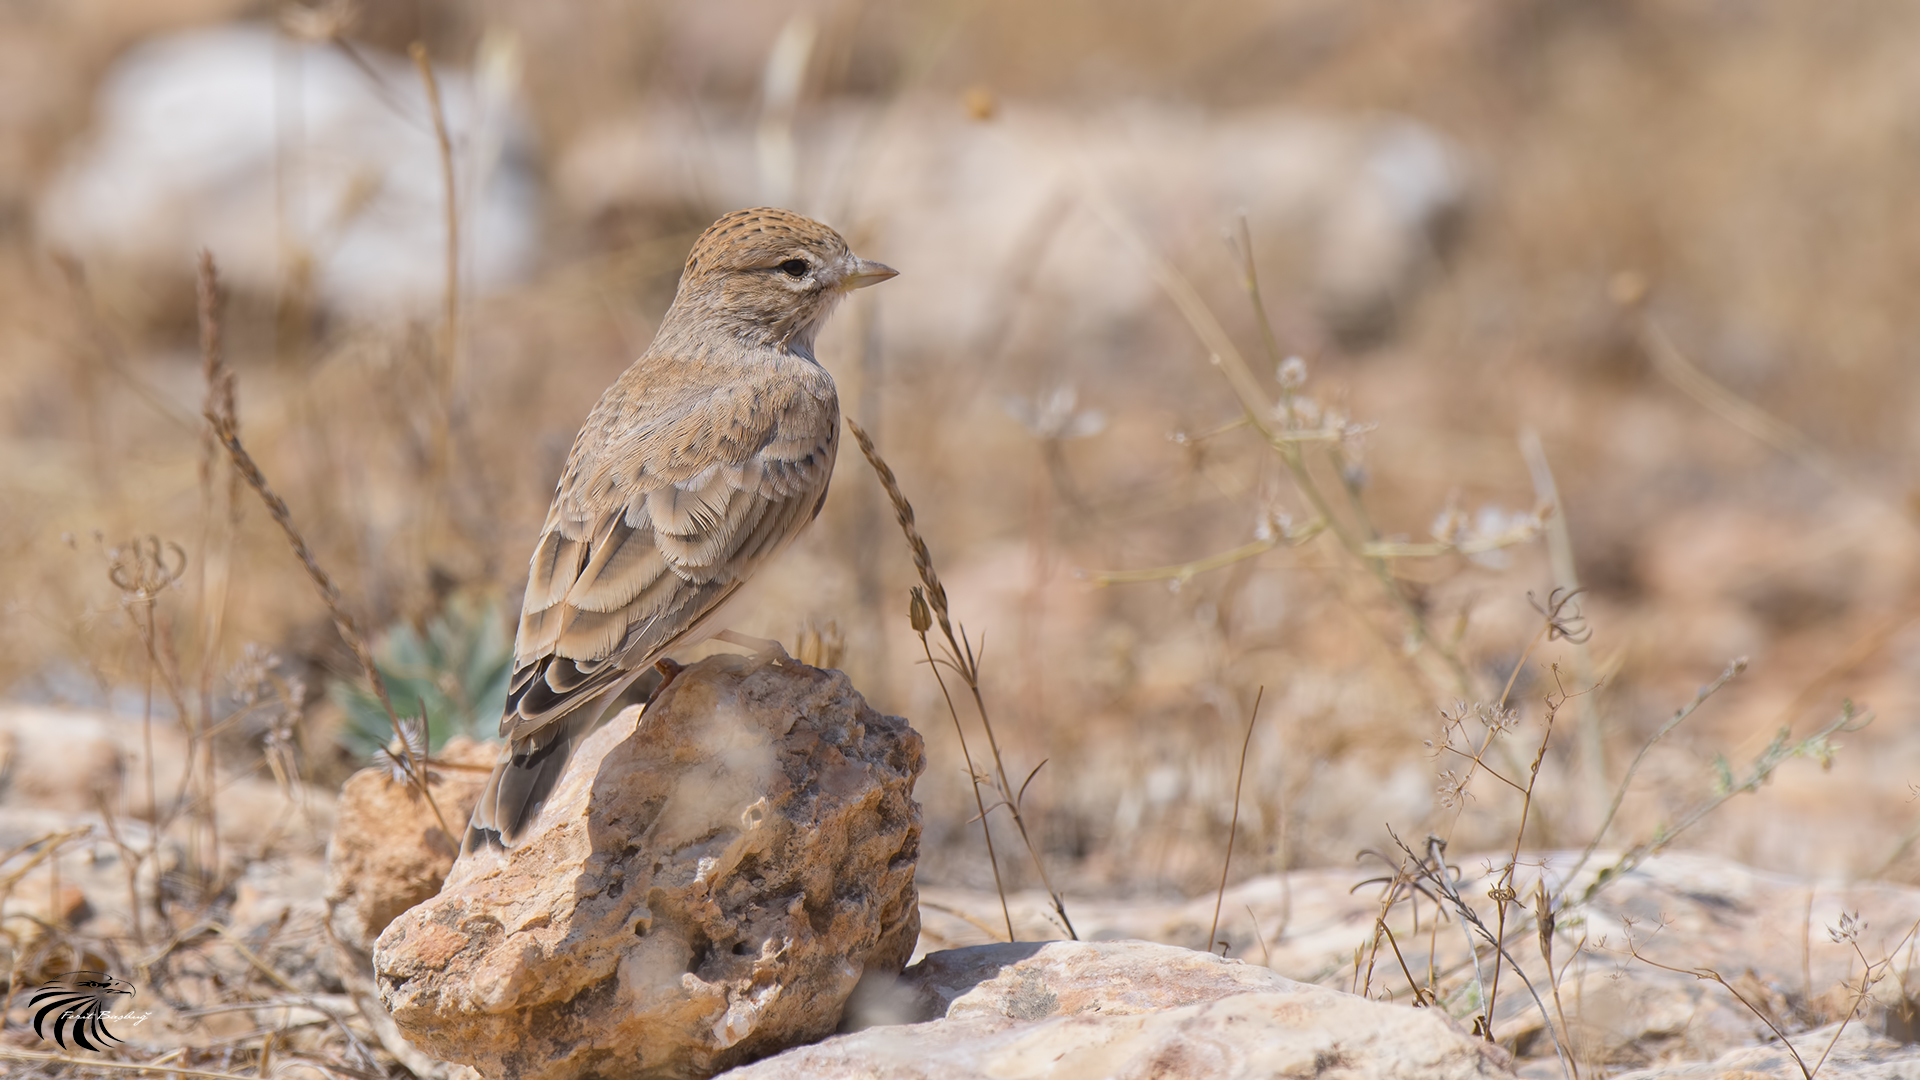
[657,207,896,358]
[682,208,850,281]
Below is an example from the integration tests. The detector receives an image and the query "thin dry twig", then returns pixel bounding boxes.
[848,417,1076,939]
[0,1048,269,1080]
[1481,666,1586,1036]
[1207,686,1263,955]
[1080,194,1498,697]
[1623,920,1813,1080]
[911,586,1013,941]
[1245,904,1273,967]
[194,254,242,876]
[1351,845,1454,1006]
[1639,316,1844,488]
[1376,916,1433,1007]
[1812,916,1920,1078]
[1519,429,1605,808]
[408,42,459,405]
[1564,657,1747,891]
[194,252,449,840]
[1395,831,1576,1080]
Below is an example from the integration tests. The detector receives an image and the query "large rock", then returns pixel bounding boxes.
[733,939,1515,1079]
[373,654,925,1080]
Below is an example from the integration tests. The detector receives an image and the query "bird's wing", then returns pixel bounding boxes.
[499,370,838,746]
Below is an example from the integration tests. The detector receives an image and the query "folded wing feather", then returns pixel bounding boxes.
[498,375,836,744]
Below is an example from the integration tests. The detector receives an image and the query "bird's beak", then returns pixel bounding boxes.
[839,257,898,291]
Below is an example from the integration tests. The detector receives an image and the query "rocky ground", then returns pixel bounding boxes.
[5,663,1920,1078]
[5,11,1920,1076]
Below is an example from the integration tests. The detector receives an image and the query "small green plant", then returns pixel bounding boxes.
[329,592,512,756]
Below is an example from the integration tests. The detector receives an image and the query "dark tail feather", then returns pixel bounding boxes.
[463,667,663,855]
[463,720,580,854]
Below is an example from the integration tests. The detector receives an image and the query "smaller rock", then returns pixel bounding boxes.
[738,939,1514,1080]
[324,736,497,954]
[326,736,498,1080]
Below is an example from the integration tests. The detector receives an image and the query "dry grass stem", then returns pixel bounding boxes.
[195,253,450,840]
[1391,830,1576,1080]
[848,417,1076,939]
[408,41,460,406]
[1080,194,1512,697]
[0,1048,288,1080]
[1639,315,1844,488]
[1565,657,1747,893]
[1207,686,1263,956]
[1519,430,1605,812]
[913,586,1013,941]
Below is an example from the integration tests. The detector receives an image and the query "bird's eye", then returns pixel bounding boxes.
[778,258,810,278]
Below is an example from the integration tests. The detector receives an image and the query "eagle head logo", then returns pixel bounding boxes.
[30,970,135,1051]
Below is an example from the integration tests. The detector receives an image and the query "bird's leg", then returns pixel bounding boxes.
[653,657,687,695]
[713,628,793,669]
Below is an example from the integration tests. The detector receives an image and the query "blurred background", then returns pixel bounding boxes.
[2,0,1917,902]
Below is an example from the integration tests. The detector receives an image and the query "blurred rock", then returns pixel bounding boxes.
[0,703,123,811]
[232,855,338,993]
[37,23,539,317]
[1617,1020,1918,1079]
[920,852,1920,1074]
[559,100,1466,347]
[0,807,169,980]
[0,703,335,848]
[325,735,499,954]
[736,939,1514,1080]
[374,654,924,1080]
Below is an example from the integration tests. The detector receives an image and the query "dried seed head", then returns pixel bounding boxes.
[1534,884,1555,967]
[1829,911,1865,945]
[909,587,932,634]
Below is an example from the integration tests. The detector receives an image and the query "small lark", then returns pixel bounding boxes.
[466,208,895,849]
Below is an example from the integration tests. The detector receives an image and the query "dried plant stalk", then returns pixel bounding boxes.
[195,252,449,839]
[1207,687,1262,956]
[848,418,1076,940]
[912,586,1013,941]
[408,42,459,405]
[1080,194,1491,697]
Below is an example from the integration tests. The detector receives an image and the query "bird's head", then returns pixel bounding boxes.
[661,208,896,360]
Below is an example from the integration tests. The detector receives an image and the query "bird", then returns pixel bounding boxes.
[464,207,896,852]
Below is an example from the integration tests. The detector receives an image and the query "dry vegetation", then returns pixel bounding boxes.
[4,0,1920,1076]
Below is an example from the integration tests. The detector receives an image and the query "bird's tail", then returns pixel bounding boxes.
[462,667,661,854]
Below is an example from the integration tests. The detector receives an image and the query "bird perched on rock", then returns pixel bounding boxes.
[465,208,895,851]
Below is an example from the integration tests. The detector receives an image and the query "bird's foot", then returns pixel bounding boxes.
[713,628,793,671]
[653,656,687,694]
